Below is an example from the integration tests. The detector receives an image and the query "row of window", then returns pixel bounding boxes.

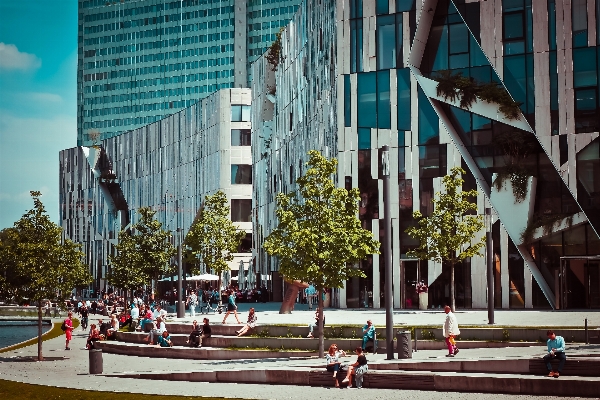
[83,50,234,71]
[248,0,297,6]
[84,76,234,96]
[84,17,234,35]
[247,6,296,19]
[248,47,269,56]
[84,5,233,23]
[84,32,234,58]
[83,55,235,82]
[248,18,290,32]
[248,33,278,44]
[81,0,223,12]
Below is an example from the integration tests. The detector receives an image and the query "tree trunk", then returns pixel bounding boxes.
[280,283,299,314]
[217,277,222,305]
[318,290,324,358]
[37,303,43,361]
[450,262,456,312]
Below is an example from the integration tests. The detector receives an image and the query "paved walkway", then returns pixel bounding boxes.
[1,307,599,399]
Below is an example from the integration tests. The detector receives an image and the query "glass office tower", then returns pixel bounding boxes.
[77,0,300,145]
[252,0,600,309]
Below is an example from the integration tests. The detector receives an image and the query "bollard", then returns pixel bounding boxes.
[396,331,412,359]
[414,329,418,352]
[89,349,103,374]
[585,318,589,344]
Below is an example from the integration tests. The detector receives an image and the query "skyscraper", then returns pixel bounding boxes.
[77,0,300,145]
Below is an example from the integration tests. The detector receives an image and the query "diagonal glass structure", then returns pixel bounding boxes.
[407,0,600,308]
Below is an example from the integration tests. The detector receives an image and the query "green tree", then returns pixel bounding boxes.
[405,167,485,312]
[0,191,92,361]
[185,190,246,298]
[263,150,380,357]
[109,207,175,298]
[107,230,147,308]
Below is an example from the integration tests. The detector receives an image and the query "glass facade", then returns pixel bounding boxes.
[77,0,301,145]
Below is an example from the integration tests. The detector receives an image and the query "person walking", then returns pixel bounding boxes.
[442,305,460,357]
[79,304,89,330]
[64,312,75,350]
[543,330,566,377]
[222,289,241,324]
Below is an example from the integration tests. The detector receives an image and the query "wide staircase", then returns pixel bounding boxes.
[95,322,600,396]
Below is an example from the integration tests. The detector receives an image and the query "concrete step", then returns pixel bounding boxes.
[94,341,315,360]
[105,367,600,397]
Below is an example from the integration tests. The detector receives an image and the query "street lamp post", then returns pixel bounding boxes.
[176,228,184,318]
[382,145,394,359]
[486,208,494,325]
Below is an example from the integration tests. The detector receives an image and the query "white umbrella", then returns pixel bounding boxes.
[238,260,246,290]
[189,273,219,281]
[247,267,256,289]
[222,269,231,288]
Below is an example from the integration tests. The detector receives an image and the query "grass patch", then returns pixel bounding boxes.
[0,379,243,400]
[0,319,80,354]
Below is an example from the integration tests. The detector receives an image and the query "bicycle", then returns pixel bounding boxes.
[200,300,227,314]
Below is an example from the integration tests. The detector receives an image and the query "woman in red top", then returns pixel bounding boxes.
[64,312,74,350]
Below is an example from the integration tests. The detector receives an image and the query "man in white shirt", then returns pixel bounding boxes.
[188,292,198,317]
[442,305,460,357]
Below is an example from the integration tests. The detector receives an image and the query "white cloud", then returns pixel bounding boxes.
[0,43,41,71]
[28,92,63,104]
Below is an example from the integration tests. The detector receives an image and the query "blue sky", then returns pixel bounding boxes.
[0,0,78,229]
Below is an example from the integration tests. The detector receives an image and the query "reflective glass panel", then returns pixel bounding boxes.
[396,0,415,12]
[503,12,524,39]
[231,129,251,146]
[357,72,377,128]
[231,165,252,184]
[358,128,371,149]
[344,75,351,127]
[377,15,396,70]
[573,48,598,88]
[449,23,468,54]
[376,0,389,14]
[397,68,411,131]
[418,87,439,145]
[231,199,252,222]
[377,70,391,129]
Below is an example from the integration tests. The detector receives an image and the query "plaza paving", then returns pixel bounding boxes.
[1,306,599,399]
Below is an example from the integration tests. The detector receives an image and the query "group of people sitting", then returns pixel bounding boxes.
[326,344,369,389]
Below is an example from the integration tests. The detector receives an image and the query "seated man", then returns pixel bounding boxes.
[156,330,172,347]
[199,317,212,347]
[361,319,375,350]
[543,330,566,377]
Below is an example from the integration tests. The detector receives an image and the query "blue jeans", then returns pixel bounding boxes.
[544,352,566,372]
[362,336,372,349]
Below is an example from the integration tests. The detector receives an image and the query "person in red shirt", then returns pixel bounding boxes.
[64,312,74,350]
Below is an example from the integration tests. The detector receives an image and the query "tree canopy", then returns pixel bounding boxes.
[0,191,92,360]
[263,150,380,356]
[108,207,175,297]
[405,167,485,311]
[185,190,246,293]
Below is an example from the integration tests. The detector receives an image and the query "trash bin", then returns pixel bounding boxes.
[397,331,412,359]
[89,349,103,374]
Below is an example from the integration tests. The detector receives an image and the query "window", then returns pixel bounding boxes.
[358,128,371,149]
[396,0,415,12]
[357,72,376,128]
[231,129,251,146]
[397,68,411,131]
[503,11,525,54]
[377,15,396,70]
[376,0,388,15]
[377,70,391,129]
[344,75,351,127]
[231,105,251,122]
[231,165,252,184]
[350,19,363,73]
[350,0,363,18]
[231,199,252,222]
[572,0,588,47]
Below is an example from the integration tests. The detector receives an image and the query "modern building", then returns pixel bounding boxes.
[77,0,301,145]
[60,88,253,295]
[252,0,600,309]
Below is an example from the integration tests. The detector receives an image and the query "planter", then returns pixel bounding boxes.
[418,292,429,310]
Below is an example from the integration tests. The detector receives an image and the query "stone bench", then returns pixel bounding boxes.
[529,356,600,377]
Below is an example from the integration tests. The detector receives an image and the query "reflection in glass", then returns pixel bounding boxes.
[231,129,251,146]
[231,199,252,222]
[231,165,252,184]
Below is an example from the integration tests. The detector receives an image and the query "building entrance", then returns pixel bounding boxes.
[559,256,600,309]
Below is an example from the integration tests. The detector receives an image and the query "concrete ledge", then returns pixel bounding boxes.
[373,358,530,374]
[95,341,315,360]
[107,368,600,396]
[529,357,600,377]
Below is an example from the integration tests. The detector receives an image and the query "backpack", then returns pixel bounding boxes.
[61,321,67,331]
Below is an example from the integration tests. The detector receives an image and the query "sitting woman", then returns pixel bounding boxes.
[186,320,202,347]
[325,344,347,388]
[342,347,368,388]
[236,308,257,337]
[156,330,172,347]
[106,314,119,339]
[86,324,101,349]
[145,316,166,345]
